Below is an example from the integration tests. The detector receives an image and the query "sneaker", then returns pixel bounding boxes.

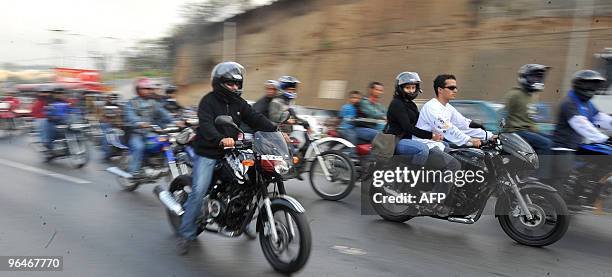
[176,237,189,255]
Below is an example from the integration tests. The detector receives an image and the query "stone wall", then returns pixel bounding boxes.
[173,0,612,111]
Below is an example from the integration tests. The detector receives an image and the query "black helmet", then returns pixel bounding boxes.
[165,85,177,94]
[572,70,606,101]
[211,61,245,95]
[518,64,550,92]
[394,72,422,101]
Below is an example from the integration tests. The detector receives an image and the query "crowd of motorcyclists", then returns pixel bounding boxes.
[0,61,610,267]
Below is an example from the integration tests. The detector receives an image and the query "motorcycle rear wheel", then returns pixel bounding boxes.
[308,150,356,201]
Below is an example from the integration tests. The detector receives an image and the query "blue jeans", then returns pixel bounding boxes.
[100,123,112,159]
[179,154,219,240]
[516,131,552,179]
[43,120,57,150]
[354,127,378,143]
[128,134,146,174]
[37,118,50,147]
[395,139,430,166]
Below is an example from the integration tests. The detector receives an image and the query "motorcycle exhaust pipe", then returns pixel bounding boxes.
[106,167,133,179]
[153,185,184,216]
[447,217,475,224]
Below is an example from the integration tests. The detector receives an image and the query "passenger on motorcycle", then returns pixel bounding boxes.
[551,70,612,194]
[268,76,310,133]
[124,78,174,178]
[352,81,387,142]
[385,72,442,166]
[504,64,552,179]
[177,62,277,255]
[415,74,496,150]
[252,79,278,117]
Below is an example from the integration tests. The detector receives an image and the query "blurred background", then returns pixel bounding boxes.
[1,0,612,113]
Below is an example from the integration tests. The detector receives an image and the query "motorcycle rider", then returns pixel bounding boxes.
[43,86,72,153]
[337,90,364,146]
[124,78,174,179]
[504,64,552,179]
[100,93,123,161]
[415,74,496,150]
[0,88,21,131]
[162,85,184,115]
[252,79,278,117]
[31,85,54,147]
[387,72,458,216]
[177,62,277,255]
[551,70,611,199]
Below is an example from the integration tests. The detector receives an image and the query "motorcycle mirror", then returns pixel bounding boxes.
[469,120,485,130]
[214,115,245,134]
[214,115,237,127]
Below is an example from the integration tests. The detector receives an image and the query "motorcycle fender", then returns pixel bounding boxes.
[305,137,355,159]
[495,181,557,217]
[256,195,305,233]
[519,181,557,193]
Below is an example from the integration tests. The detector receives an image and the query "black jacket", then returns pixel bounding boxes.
[385,95,432,140]
[252,95,273,117]
[192,90,277,159]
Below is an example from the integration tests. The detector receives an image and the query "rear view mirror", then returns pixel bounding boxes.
[214,115,237,128]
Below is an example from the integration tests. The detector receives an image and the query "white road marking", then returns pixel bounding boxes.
[331,245,367,256]
[0,158,92,184]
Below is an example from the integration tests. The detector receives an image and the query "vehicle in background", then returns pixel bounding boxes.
[451,100,555,135]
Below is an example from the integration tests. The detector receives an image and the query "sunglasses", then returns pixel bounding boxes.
[224,81,242,87]
[444,86,458,91]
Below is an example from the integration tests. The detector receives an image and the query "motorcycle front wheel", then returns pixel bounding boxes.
[497,189,569,247]
[259,204,311,274]
[308,150,356,201]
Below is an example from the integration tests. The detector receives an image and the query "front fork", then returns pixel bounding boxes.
[310,142,333,181]
[263,182,296,243]
[506,172,534,220]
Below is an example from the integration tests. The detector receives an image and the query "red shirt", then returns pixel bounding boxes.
[31,99,47,118]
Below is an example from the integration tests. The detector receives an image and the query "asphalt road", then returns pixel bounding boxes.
[0,136,611,277]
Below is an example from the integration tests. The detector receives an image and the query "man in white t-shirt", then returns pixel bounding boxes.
[415,74,495,150]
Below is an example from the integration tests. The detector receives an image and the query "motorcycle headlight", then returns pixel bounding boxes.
[274,160,290,175]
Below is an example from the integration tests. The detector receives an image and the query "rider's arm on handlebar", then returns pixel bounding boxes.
[594,112,612,132]
[420,102,471,146]
[569,115,610,143]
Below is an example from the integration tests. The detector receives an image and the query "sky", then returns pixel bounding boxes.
[0,0,271,69]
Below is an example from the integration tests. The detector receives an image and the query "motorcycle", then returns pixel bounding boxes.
[106,124,191,192]
[368,131,569,247]
[562,140,612,212]
[39,102,90,168]
[290,121,356,201]
[157,116,311,273]
[0,100,17,137]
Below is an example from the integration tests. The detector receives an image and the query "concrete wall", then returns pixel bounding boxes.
[173,0,612,111]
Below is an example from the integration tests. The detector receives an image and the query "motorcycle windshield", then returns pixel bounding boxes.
[253,131,291,162]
